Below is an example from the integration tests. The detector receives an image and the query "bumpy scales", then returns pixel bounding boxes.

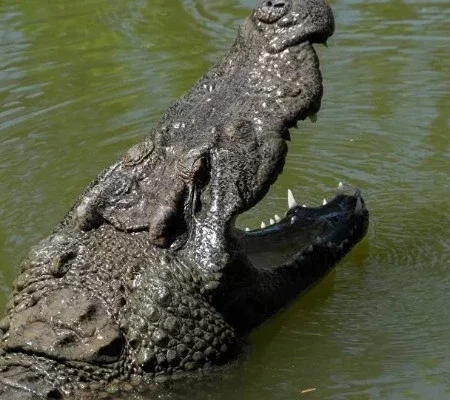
[0,1,368,398]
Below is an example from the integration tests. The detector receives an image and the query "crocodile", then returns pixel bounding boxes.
[0,0,369,398]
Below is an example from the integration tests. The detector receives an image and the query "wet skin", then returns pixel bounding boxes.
[0,1,368,398]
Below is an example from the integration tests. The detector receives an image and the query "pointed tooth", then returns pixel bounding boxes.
[291,216,297,224]
[316,236,322,244]
[261,222,266,229]
[274,214,281,222]
[337,182,344,195]
[305,245,313,253]
[302,204,306,208]
[287,189,297,209]
[322,198,327,205]
[308,114,317,123]
[245,227,250,232]
[355,197,363,214]
[270,218,275,225]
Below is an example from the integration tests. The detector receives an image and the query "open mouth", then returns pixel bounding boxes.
[235,183,369,270]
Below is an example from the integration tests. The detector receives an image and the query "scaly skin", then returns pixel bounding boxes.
[0,1,369,398]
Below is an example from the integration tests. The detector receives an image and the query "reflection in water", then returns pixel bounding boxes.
[0,0,449,399]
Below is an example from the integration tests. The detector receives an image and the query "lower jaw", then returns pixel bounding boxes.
[234,183,369,269]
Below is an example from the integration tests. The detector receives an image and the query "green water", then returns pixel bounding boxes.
[0,0,448,398]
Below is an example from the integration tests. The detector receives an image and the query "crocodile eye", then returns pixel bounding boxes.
[123,139,154,167]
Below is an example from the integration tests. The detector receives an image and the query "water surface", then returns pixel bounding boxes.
[0,0,449,398]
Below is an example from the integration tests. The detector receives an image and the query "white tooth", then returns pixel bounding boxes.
[245,227,250,232]
[302,204,306,208]
[337,182,344,195]
[327,241,332,248]
[274,214,281,222]
[291,216,297,224]
[355,197,363,214]
[261,222,266,229]
[288,189,297,209]
[270,218,275,225]
[323,198,327,205]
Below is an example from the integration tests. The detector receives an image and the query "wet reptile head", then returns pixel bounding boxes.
[74,0,337,261]
[0,1,369,398]
[68,0,366,295]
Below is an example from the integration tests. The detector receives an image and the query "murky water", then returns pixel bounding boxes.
[0,0,448,398]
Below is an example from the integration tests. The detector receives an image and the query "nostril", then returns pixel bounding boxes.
[266,0,285,8]
[257,0,288,22]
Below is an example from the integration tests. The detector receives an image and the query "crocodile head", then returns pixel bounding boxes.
[72,0,366,326]
[76,0,337,246]
[0,1,368,397]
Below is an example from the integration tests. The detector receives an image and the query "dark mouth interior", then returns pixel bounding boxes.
[235,184,366,269]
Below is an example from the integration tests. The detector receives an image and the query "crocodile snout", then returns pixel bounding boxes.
[255,0,290,23]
